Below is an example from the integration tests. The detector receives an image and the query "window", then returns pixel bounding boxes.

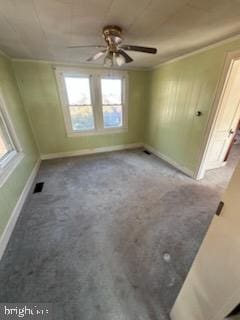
[0,96,21,187]
[55,68,128,136]
[0,108,17,168]
[101,78,123,128]
[64,76,95,131]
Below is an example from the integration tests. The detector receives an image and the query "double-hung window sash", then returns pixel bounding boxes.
[64,75,95,132]
[56,68,128,136]
[0,111,16,168]
[100,77,123,129]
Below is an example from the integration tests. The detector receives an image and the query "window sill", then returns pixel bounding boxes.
[0,152,24,188]
[67,127,128,137]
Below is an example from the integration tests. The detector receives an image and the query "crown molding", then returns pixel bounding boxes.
[150,33,240,70]
[0,48,11,60]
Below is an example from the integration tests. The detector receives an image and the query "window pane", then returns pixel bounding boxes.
[69,106,94,131]
[101,79,121,105]
[65,77,91,105]
[103,105,122,128]
[0,117,13,160]
[0,135,8,159]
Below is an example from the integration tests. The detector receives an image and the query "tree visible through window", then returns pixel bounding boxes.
[57,69,127,135]
[64,77,94,131]
[101,79,123,128]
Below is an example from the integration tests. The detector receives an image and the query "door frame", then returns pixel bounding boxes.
[194,49,240,180]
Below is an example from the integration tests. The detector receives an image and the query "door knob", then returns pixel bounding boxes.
[229,129,235,135]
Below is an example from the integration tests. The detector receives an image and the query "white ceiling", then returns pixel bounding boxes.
[0,0,240,68]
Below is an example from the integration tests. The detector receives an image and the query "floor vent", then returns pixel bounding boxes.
[33,182,44,193]
[143,150,151,155]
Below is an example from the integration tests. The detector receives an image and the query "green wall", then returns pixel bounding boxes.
[13,61,148,155]
[2,36,240,249]
[0,54,39,238]
[145,38,240,173]
[8,37,240,181]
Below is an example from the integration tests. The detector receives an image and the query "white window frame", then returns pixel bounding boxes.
[55,66,128,137]
[0,92,23,187]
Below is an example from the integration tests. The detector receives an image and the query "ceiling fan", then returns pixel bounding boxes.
[68,25,157,67]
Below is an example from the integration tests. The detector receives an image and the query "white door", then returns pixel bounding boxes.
[170,161,240,320]
[205,59,240,171]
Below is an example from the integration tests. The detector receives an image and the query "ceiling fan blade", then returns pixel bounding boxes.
[87,50,107,62]
[120,45,157,54]
[68,45,106,49]
[118,50,133,63]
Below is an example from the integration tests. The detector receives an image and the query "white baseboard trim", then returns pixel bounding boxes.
[144,144,194,178]
[0,160,41,261]
[40,143,143,160]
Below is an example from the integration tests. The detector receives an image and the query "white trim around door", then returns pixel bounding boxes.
[194,49,240,180]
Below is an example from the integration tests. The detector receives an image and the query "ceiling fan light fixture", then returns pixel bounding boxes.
[69,25,157,67]
[104,52,113,67]
[115,53,126,66]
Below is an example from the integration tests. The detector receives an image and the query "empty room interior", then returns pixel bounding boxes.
[1,1,240,319]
